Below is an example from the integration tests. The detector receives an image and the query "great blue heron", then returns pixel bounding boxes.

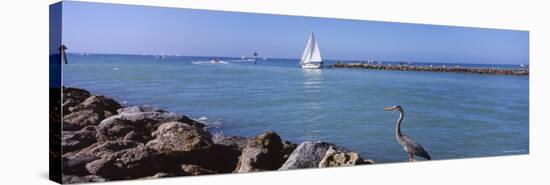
[384,105,431,161]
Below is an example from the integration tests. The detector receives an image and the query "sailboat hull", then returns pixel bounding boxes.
[301,63,323,69]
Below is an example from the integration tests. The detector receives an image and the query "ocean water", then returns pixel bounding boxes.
[63,54,529,163]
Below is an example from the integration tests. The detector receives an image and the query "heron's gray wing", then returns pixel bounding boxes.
[401,135,431,160]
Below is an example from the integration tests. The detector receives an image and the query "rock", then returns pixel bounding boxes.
[122,130,146,142]
[213,135,249,151]
[118,105,165,114]
[78,95,121,113]
[141,172,175,179]
[318,146,366,168]
[181,164,216,175]
[85,140,143,158]
[63,95,121,130]
[63,140,141,160]
[97,112,204,142]
[364,159,375,164]
[279,141,343,170]
[146,122,213,156]
[282,141,297,162]
[234,131,284,172]
[62,175,106,183]
[62,126,98,153]
[62,87,91,115]
[85,144,160,180]
[63,109,104,131]
[62,140,144,176]
[62,155,98,175]
[193,135,249,173]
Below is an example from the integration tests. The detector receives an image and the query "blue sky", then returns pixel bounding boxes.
[62,1,529,64]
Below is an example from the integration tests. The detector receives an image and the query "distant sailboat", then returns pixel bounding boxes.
[300,32,323,69]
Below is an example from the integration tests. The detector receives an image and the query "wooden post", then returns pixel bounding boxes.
[59,44,68,64]
[253,51,258,64]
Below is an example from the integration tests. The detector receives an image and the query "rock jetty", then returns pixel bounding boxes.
[331,62,529,76]
[59,87,373,183]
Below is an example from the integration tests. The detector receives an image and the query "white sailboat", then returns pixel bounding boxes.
[300,32,323,69]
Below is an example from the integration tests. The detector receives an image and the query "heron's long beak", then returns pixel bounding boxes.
[384,106,395,111]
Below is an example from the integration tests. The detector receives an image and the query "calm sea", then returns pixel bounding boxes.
[63,54,529,163]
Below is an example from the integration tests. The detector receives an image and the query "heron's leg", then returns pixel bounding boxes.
[407,153,413,162]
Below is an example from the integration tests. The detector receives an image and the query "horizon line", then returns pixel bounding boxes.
[66,52,529,66]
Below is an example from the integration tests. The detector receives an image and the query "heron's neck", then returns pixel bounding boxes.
[396,109,404,138]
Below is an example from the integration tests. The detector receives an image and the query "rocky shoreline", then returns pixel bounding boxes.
[59,87,373,183]
[331,62,529,76]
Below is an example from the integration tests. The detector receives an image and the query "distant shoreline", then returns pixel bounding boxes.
[330,62,529,76]
[66,53,528,67]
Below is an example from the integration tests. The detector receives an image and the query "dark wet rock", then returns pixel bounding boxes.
[62,155,98,176]
[146,122,213,155]
[282,141,297,162]
[194,135,249,173]
[213,135,249,151]
[62,87,91,115]
[63,95,121,131]
[62,175,106,184]
[62,126,98,153]
[85,144,160,180]
[97,112,204,142]
[318,146,367,168]
[181,164,216,175]
[279,141,343,170]
[234,131,284,172]
[122,130,146,142]
[118,105,165,114]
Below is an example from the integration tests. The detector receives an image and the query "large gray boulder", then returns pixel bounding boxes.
[63,95,121,130]
[97,112,204,142]
[146,122,213,156]
[279,141,341,170]
[234,131,284,172]
[118,105,165,114]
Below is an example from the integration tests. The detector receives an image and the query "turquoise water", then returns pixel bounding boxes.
[63,54,529,163]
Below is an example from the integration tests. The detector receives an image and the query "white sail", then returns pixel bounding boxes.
[300,34,313,65]
[300,32,322,66]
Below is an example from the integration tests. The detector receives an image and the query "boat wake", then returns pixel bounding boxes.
[191,60,229,65]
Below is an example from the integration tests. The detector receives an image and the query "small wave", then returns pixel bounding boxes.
[113,67,119,71]
[191,60,228,65]
[192,116,224,133]
[196,116,208,122]
[211,131,226,143]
